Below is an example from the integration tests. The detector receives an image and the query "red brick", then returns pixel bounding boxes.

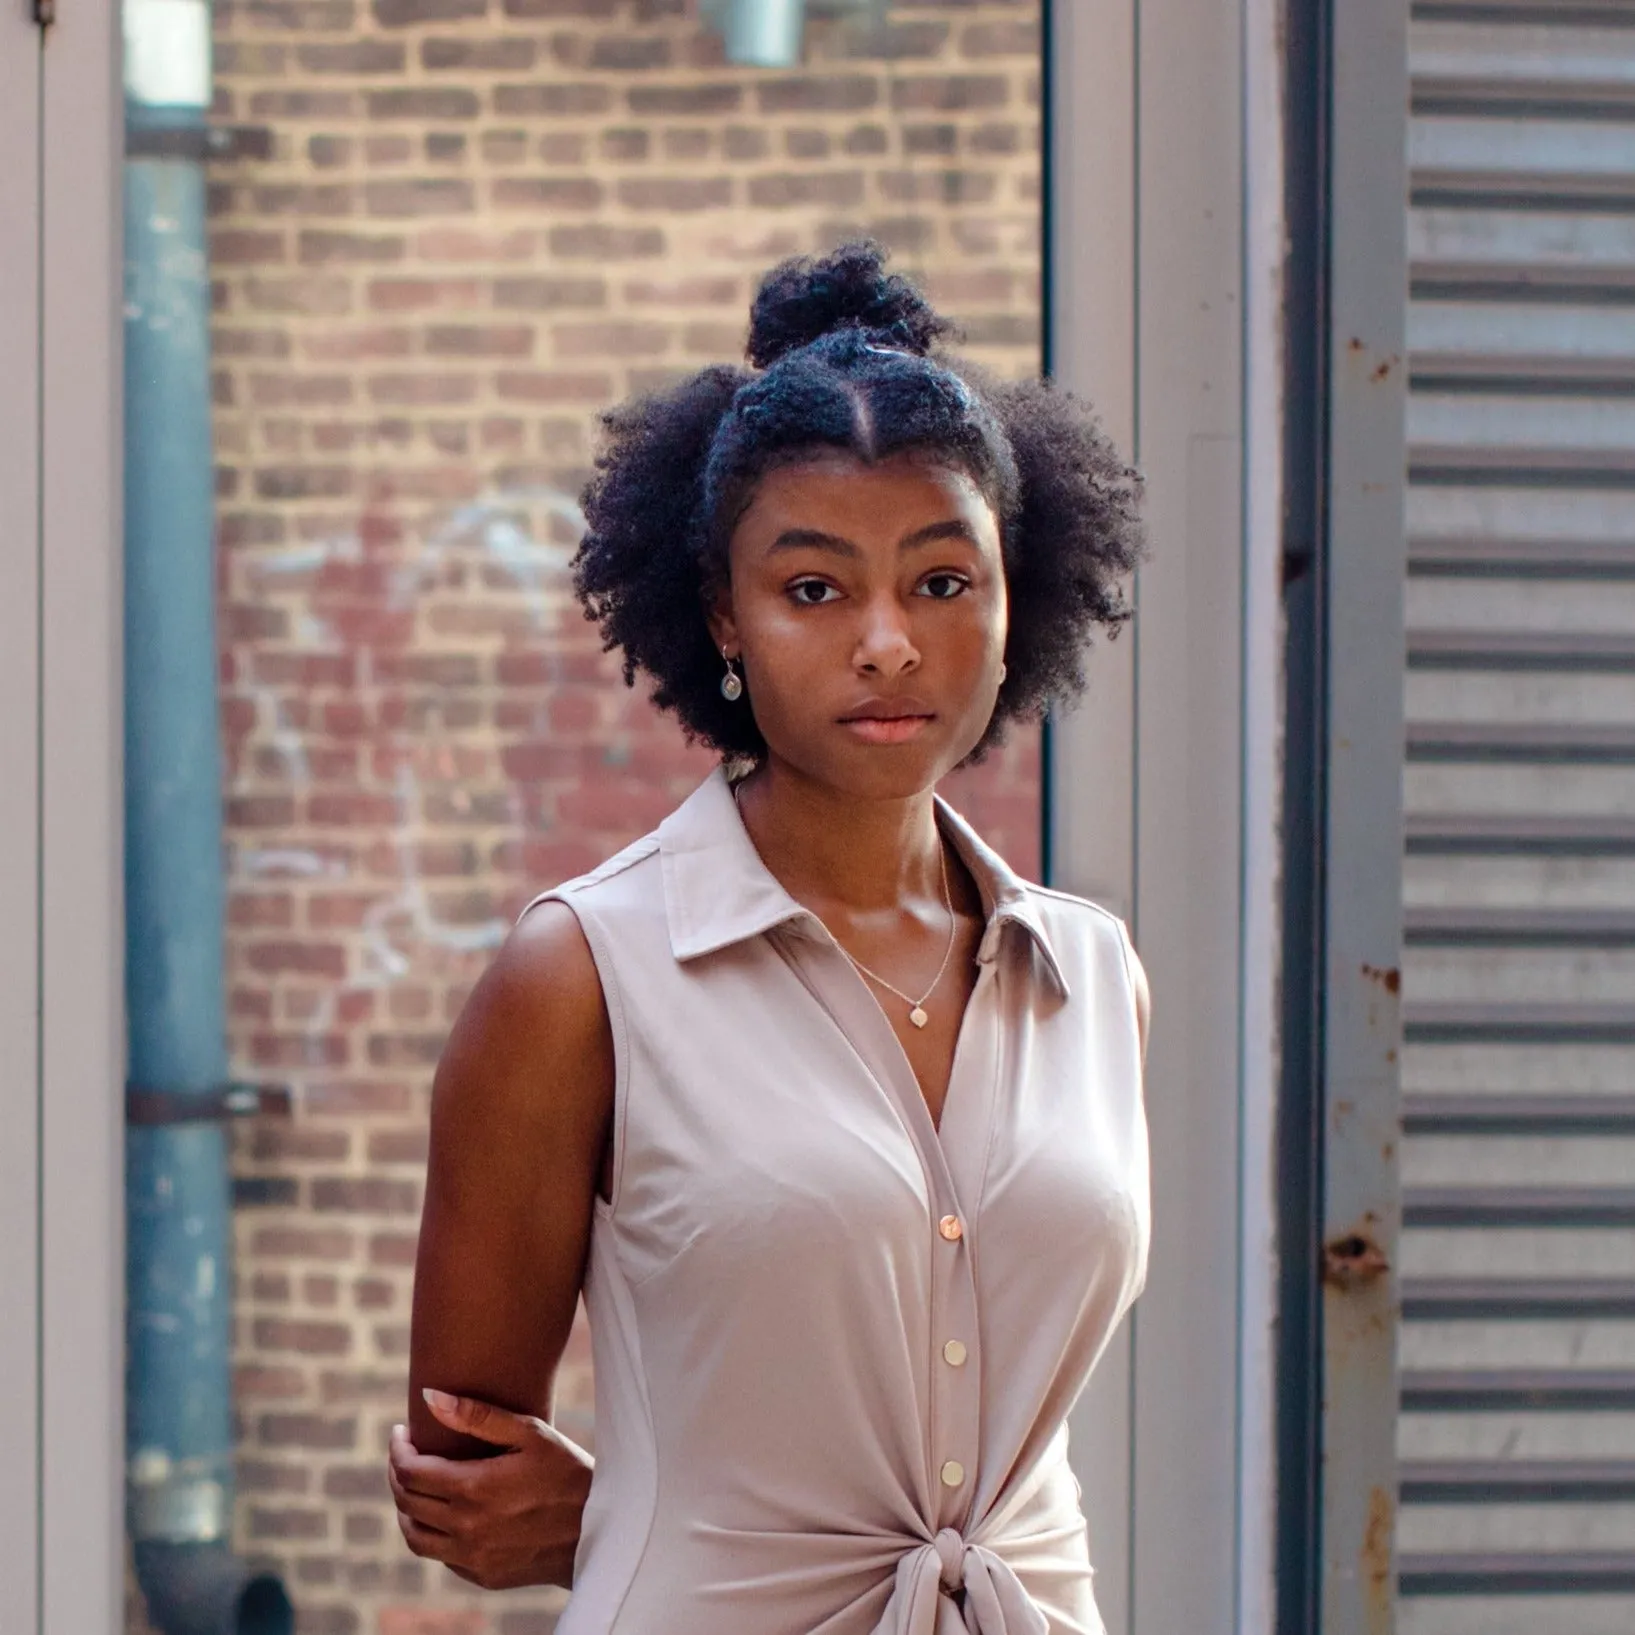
[615,175,732,212]
[363,179,475,217]
[757,75,878,113]
[378,1611,483,1635]
[298,230,406,265]
[960,20,1041,57]
[492,176,604,211]
[247,1505,330,1540]
[323,1463,391,1500]
[312,1176,421,1214]
[236,1364,309,1401]
[253,1318,353,1357]
[421,36,535,71]
[626,82,739,116]
[296,40,404,72]
[367,1232,419,1269]
[748,171,865,209]
[495,369,614,404]
[548,223,664,260]
[372,0,483,23]
[366,87,480,120]
[493,82,610,117]
[250,1225,355,1262]
[492,274,605,309]
[891,73,1010,112]
[303,1079,414,1115]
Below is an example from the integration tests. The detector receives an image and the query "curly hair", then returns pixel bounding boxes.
[573,240,1144,762]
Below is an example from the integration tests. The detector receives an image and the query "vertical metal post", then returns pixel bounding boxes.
[0,9,43,1629]
[1320,0,1408,1628]
[1045,0,1139,1618]
[1275,0,1330,1623]
[38,0,125,1627]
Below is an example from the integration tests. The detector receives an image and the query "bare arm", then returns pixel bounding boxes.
[409,899,611,1452]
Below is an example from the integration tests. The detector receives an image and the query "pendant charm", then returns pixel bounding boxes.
[909,1005,929,1029]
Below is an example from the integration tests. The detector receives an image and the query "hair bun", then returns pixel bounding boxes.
[746,241,952,369]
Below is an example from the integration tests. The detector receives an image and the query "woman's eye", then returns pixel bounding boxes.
[917,573,970,601]
[790,579,841,606]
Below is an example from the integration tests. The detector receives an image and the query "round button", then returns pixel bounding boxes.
[938,1215,963,1242]
[943,1339,968,1367]
[940,1460,965,1488]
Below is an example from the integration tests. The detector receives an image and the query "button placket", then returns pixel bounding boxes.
[931,1213,981,1525]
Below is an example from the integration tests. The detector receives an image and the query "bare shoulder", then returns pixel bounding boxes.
[430,898,612,1161]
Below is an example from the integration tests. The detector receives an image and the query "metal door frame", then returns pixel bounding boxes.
[0,8,46,1624]
[1047,1,1286,1629]
[3,1,127,1630]
[1278,0,1408,1630]
[1048,1,1407,1631]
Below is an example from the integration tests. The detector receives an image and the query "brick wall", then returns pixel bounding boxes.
[143,3,1045,1631]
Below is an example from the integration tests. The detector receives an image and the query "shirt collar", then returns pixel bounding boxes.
[658,767,1069,998]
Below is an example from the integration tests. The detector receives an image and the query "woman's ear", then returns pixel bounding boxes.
[704,581,739,658]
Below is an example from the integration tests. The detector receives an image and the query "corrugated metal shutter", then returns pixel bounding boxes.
[1402,4,1635,1628]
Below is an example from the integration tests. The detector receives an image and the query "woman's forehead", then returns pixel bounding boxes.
[736,452,999,539]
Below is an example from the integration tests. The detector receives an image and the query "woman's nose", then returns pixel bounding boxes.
[853,598,920,676]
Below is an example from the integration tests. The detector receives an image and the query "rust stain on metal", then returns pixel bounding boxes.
[1361,1484,1394,1618]
[1322,1224,1390,1289]
[1361,962,1400,995]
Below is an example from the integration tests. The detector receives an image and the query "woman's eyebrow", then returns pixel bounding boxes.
[898,518,980,550]
[768,527,859,557]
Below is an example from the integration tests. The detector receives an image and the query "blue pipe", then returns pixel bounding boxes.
[701,0,808,67]
[124,77,292,1635]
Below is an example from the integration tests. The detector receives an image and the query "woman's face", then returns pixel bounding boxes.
[711,450,1008,800]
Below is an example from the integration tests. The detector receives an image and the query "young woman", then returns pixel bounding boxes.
[389,242,1150,1635]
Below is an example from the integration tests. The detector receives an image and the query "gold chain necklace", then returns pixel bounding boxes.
[732,780,957,1029]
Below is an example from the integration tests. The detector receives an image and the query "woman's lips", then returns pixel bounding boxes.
[840,714,933,745]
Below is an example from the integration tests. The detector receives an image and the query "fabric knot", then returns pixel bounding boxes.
[871,1528,1050,1635]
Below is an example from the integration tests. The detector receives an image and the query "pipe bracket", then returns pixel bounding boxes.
[127,1081,292,1126]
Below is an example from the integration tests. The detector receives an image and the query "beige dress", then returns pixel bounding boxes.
[523,769,1149,1635]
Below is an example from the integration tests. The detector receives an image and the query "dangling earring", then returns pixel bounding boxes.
[999,662,1008,684]
[720,647,744,702]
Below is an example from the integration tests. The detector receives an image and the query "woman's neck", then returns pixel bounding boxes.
[731,758,947,916]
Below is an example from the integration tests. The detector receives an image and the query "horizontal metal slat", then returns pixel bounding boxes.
[1416,84,1635,122]
[1400,1550,1635,1594]
[1403,1458,1635,1498]
[1414,1,1635,22]
[1413,449,1635,484]
[1404,1278,1635,1317]
[1405,1185,1635,1222]
[1405,906,1635,942]
[1409,630,1635,668]
[1403,1369,1635,1408]
[1406,813,1635,853]
[1404,1094,1635,1132]
[1406,722,1635,761]
[1405,1002,1635,1041]
[1409,536,1635,575]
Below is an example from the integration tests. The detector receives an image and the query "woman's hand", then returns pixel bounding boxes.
[389,1388,594,1591]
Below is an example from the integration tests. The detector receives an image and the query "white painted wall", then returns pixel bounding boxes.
[1051,3,1284,1631]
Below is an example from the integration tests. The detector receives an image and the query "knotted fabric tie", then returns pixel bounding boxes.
[871,1528,1050,1635]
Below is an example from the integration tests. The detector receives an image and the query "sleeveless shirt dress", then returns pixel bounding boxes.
[521,769,1150,1635]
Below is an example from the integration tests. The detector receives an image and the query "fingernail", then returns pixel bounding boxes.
[422,1387,457,1412]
